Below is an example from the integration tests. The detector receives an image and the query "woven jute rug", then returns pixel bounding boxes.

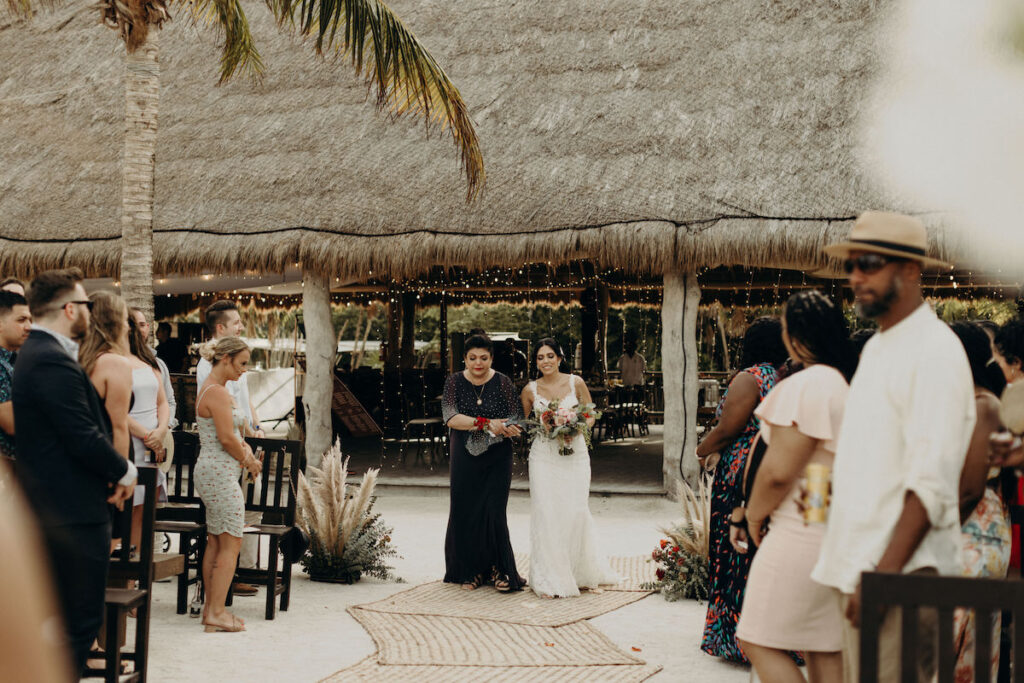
[323,554,662,682]
[514,554,659,593]
[323,656,664,682]
[357,580,648,627]
[350,610,644,666]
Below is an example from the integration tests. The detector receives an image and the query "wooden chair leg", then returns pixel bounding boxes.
[176,533,188,615]
[265,536,280,620]
[134,600,150,683]
[281,556,293,612]
[105,604,123,683]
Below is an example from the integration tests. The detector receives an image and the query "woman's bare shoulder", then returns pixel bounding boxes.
[93,352,131,373]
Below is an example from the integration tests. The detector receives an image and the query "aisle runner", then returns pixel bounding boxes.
[321,555,662,682]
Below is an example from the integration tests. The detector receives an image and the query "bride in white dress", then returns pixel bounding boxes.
[521,338,618,598]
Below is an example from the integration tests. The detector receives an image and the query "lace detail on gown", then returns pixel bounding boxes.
[528,375,618,597]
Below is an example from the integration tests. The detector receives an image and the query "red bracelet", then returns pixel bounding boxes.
[474,416,489,431]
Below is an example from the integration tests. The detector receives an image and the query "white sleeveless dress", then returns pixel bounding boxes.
[528,375,618,597]
[129,366,166,505]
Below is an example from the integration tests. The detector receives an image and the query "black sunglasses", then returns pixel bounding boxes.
[842,253,901,275]
[64,299,95,311]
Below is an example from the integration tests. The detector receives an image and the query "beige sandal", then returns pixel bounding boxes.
[204,614,245,633]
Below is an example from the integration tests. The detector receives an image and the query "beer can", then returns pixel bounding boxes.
[803,463,831,524]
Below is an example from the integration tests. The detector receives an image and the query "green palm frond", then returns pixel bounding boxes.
[181,0,265,83]
[266,0,485,199]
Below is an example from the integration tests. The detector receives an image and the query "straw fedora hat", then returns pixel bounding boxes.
[822,211,951,269]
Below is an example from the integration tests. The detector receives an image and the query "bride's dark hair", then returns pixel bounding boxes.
[535,337,563,360]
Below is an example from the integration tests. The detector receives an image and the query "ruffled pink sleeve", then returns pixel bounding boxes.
[754,365,849,452]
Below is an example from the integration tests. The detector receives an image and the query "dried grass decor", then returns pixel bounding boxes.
[296,440,400,584]
[641,475,712,601]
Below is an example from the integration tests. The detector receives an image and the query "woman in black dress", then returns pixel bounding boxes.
[442,335,525,592]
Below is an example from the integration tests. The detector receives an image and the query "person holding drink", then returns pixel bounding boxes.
[730,291,857,683]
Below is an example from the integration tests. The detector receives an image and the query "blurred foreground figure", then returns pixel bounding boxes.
[0,464,72,682]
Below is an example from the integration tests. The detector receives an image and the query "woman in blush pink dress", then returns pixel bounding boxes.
[732,291,858,683]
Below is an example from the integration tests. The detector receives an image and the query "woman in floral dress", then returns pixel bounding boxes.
[695,317,787,663]
[952,322,1012,682]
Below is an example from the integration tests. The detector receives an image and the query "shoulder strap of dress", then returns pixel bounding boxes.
[196,384,216,413]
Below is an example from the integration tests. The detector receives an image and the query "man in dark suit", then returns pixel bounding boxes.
[13,269,135,673]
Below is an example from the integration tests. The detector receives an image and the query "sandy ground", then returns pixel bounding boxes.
[148,487,750,682]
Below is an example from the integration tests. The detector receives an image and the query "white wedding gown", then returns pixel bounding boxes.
[528,375,618,597]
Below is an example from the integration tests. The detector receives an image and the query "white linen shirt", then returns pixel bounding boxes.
[811,303,975,594]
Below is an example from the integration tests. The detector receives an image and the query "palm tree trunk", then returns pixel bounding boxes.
[120,32,159,319]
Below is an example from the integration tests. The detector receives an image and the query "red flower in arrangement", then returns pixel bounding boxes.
[676,558,684,566]
[651,550,659,560]
[659,539,669,549]
[671,546,680,554]
[655,568,665,580]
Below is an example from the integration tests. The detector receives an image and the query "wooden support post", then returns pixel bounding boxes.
[661,270,701,498]
[581,286,599,377]
[301,271,334,469]
[597,282,610,380]
[400,292,416,370]
[439,293,449,376]
[385,291,401,372]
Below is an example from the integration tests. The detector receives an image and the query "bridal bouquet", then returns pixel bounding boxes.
[518,398,602,456]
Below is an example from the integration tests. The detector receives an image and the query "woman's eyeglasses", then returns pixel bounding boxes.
[842,253,899,275]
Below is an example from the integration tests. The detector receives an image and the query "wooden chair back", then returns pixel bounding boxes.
[110,467,158,587]
[242,437,302,526]
[859,571,1024,683]
[158,431,204,524]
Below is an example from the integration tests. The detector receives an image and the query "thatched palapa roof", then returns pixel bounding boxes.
[0,0,969,280]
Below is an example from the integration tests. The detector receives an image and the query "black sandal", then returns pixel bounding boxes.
[491,568,513,593]
[461,574,484,591]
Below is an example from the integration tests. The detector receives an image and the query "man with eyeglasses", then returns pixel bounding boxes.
[13,268,136,674]
[807,212,975,682]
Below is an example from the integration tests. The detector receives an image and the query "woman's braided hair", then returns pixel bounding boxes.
[782,290,858,382]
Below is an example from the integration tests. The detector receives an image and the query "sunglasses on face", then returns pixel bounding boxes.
[64,299,95,312]
[842,253,900,275]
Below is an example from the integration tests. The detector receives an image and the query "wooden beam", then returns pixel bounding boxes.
[661,272,684,498]
[301,271,335,468]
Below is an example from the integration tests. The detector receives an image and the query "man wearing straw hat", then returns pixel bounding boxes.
[810,212,975,682]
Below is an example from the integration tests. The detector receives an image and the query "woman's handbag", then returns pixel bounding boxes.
[157,430,175,474]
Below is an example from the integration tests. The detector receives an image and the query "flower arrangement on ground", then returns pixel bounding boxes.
[518,397,602,455]
[641,476,711,601]
[296,441,401,584]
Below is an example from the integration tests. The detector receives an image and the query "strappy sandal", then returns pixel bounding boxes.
[461,574,484,591]
[491,568,513,593]
[204,614,245,633]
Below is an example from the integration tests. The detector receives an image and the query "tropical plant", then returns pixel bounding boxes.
[4,0,484,320]
[296,440,400,583]
[642,476,711,601]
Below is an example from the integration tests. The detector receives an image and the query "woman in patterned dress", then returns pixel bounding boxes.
[952,322,1012,682]
[696,317,788,663]
[194,337,262,633]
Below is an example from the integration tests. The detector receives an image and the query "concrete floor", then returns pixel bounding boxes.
[147,486,749,682]
[339,424,667,494]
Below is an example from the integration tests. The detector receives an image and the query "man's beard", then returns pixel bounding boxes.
[70,310,89,342]
[855,276,902,319]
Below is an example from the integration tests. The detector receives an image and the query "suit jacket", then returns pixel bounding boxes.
[13,330,128,527]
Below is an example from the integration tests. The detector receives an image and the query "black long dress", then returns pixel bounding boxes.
[442,371,525,590]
